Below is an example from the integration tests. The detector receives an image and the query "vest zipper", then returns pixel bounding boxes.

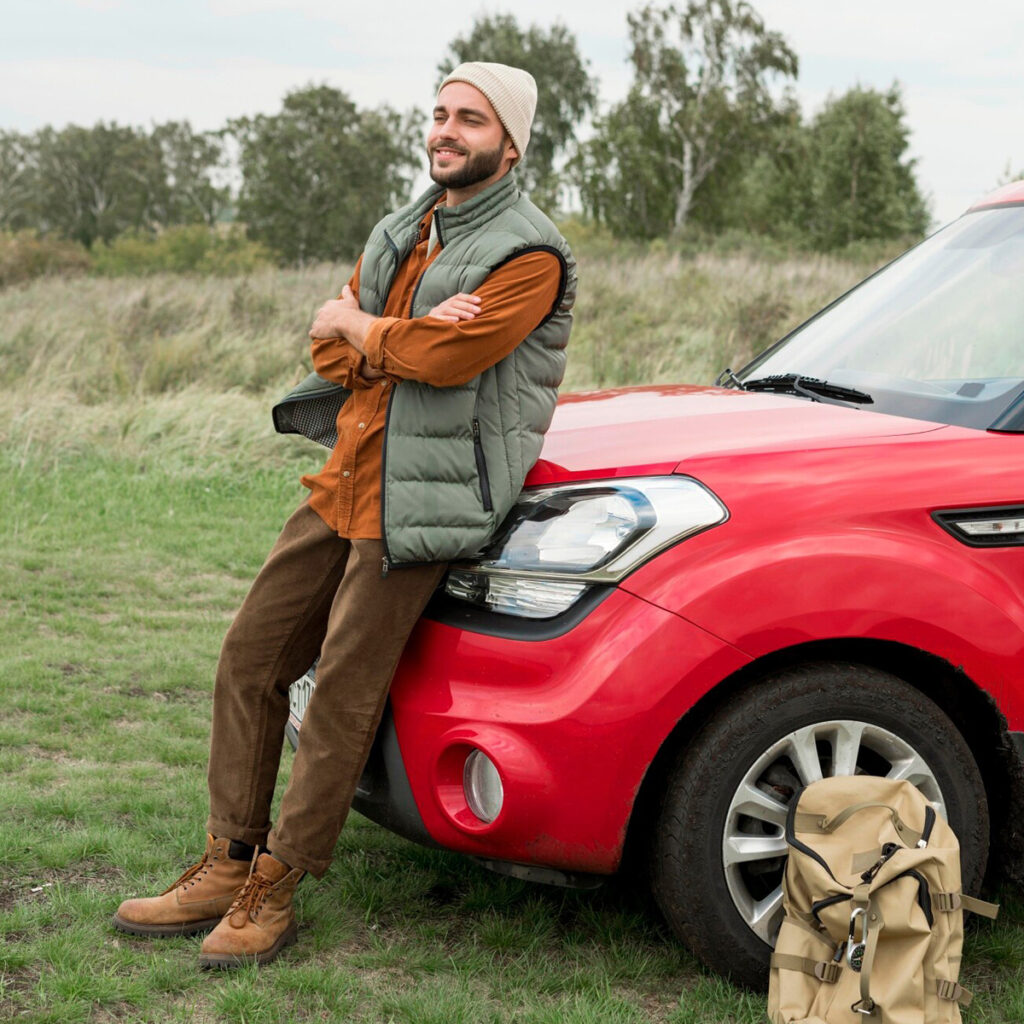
[472,418,493,511]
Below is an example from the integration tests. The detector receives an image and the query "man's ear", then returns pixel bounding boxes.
[505,138,519,165]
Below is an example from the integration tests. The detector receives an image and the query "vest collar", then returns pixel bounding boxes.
[433,173,520,246]
[394,173,520,260]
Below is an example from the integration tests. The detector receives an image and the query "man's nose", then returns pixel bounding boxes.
[435,114,460,136]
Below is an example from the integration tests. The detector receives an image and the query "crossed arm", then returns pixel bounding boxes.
[307,250,561,390]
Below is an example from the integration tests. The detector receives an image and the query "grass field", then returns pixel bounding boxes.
[2,244,1022,1022]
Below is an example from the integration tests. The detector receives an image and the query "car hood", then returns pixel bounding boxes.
[525,385,946,485]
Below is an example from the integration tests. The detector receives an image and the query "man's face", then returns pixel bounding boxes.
[427,82,517,193]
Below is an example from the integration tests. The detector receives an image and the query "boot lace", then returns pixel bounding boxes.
[228,872,275,927]
[160,852,212,895]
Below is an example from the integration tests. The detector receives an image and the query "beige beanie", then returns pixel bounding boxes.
[438,62,537,164]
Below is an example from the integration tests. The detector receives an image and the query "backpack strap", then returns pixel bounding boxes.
[794,802,931,848]
[936,979,973,1007]
[770,953,842,984]
[849,890,884,1016]
[932,892,1000,919]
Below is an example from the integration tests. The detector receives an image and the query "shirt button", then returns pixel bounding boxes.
[380,380,387,387]
[358,422,365,429]
[342,471,350,478]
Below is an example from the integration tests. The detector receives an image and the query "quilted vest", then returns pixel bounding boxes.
[273,174,576,566]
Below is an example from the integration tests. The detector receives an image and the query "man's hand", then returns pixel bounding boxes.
[428,292,481,323]
[309,285,377,355]
[309,285,360,340]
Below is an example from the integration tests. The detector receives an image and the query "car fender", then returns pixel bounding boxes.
[620,524,1024,730]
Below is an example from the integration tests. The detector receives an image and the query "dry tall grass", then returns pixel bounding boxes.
[0,243,900,472]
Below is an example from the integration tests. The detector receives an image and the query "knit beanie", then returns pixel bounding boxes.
[438,62,537,164]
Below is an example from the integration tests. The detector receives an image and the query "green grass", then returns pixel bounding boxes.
[1,454,1022,1023]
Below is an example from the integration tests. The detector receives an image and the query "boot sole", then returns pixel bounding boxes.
[198,922,299,970]
[112,913,223,938]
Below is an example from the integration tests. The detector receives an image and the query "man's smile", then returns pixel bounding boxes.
[431,144,467,160]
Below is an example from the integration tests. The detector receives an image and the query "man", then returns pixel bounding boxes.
[112,62,576,968]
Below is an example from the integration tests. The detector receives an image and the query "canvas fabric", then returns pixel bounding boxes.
[768,776,998,1024]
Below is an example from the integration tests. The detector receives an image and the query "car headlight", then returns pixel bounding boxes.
[445,476,727,618]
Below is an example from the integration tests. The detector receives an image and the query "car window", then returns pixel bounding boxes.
[742,206,1024,429]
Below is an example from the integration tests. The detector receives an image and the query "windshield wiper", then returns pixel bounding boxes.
[741,373,873,407]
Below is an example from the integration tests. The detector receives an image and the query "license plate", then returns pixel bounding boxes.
[287,666,317,732]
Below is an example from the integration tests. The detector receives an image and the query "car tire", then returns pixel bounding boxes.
[649,661,989,990]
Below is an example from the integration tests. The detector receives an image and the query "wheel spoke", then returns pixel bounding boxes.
[748,885,785,944]
[830,720,867,777]
[786,725,825,785]
[886,755,945,817]
[723,833,789,866]
[731,782,790,828]
[887,753,933,787]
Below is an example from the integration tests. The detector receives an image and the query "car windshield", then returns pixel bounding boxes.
[738,204,1024,430]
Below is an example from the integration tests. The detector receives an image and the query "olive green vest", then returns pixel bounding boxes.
[273,174,576,566]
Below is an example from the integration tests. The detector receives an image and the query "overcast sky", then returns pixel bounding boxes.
[3,0,1022,227]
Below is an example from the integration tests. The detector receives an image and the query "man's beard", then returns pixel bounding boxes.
[428,139,506,190]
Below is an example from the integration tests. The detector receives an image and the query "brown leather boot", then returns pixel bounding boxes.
[198,852,304,969]
[112,834,251,937]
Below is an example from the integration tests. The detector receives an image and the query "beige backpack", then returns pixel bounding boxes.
[767,776,998,1023]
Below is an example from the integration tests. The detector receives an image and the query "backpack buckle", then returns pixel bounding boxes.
[847,907,867,971]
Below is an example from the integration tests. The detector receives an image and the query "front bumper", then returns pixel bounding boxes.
[351,585,749,875]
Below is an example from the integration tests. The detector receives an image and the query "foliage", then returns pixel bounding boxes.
[0,131,36,231]
[229,85,422,265]
[437,14,598,211]
[803,85,929,249]
[150,121,230,227]
[573,92,679,240]
[1,121,228,250]
[30,122,162,248]
[576,0,797,236]
[90,225,271,277]
[0,230,91,288]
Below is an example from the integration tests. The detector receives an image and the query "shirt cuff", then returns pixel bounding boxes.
[362,316,400,372]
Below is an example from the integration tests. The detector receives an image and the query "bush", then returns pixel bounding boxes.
[0,231,91,288]
[90,225,272,276]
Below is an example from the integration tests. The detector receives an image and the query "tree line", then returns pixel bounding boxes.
[1,0,930,266]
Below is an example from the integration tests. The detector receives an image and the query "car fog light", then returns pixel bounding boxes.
[464,749,504,823]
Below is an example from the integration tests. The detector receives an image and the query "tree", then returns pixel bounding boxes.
[31,123,165,248]
[617,0,798,233]
[151,121,229,228]
[0,131,37,231]
[573,93,678,239]
[229,85,421,265]
[438,14,598,210]
[805,84,928,248]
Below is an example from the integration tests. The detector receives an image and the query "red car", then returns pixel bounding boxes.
[288,181,1024,986]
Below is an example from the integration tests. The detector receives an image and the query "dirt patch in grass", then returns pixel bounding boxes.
[0,966,42,1011]
[17,744,93,767]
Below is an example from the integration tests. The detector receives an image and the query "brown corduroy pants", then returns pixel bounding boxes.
[205,501,446,878]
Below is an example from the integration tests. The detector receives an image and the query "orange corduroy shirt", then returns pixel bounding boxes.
[301,204,562,539]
